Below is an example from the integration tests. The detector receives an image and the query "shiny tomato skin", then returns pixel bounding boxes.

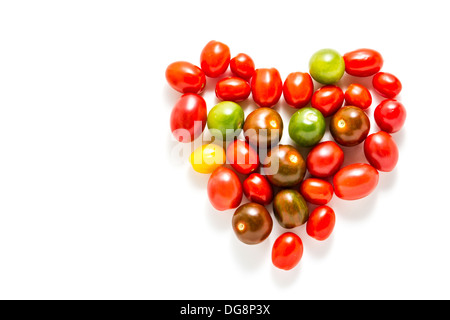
[170,93,207,142]
[299,178,333,205]
[207,167,243,211]
[215,77,251,102]
[165,61,206,94]
[200,40,231,78]
[372,72,402,98]
[311,85,344,117]
[243,173,273,206]
[283,72,314,108]
[306,141,344,178]
[344,83,372,110]
[374,99,406,133]
[343,49,383,77]
[251,68,283,108]
[230,53,255,81]
[333,163,379,200]
[272,232,303,270]
[330,106,370,147]
[364,131,399,172]
[232,203,273,245]
[226,140,259,175]
[306,205,336,241]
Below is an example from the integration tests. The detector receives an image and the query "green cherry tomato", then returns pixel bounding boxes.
[288,107,326,147]
[207,101,245,140]
[309,49,345,84]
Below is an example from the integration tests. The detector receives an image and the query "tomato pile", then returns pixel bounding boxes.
[167,41,406,271]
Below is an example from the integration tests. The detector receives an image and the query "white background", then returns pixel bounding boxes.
[1,0,449,300]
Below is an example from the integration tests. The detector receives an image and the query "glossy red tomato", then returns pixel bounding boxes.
[170,93,207,142]
[311,85,344,117]
[165,61,206,94]
[215,77,251,102]
[364,131,399,172]
[200,40,230,78]
[343,48,383,77]
[299,178,333,205]
[272,232,303,271]
[306,141,344,178]
[372,72,402,98]
[207,167,243,211]
[251,68,283,108]
[374,99,406,133]
[226,140,259,175]
[333,163,379,200]
[243,173,273,206]
[306,205,336,241]
[283,72,314,108]
[344,83,372,110]
[230,53,255,81]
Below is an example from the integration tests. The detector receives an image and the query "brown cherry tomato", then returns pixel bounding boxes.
[344,83,372,110]
[165,61,206,94]
[299,178,333,205]
[243,107,283,149]
[311,85,344,117]
[330,106,370,147]
[343,48,383,77]
[200,40,230,78]
[372,72,402,98]
[306,141,344,178]
[226,139,259,175]
[263,144,306,187]
[251,68,283,108]
[273,189,309,229]
[283,72,314,108]
[364,131,399,172]
[272,232,303,270]
[230,53,255,81]
[306,205,336,241]
[232,203,273,245]
[333,163,379,200]
[215,77,251,102]
[243,173,273,206]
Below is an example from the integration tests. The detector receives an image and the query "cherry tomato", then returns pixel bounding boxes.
[263,145,306,187]
[372,72,402,98]
[333,163,379,200]
[251,68,283,108]
[283,72,314,108]
[309,49,345,84]
[288,107,326,147]
[165,61,206,94]
[343,48,383,77]
[207,166,243,211]
[344,83,372,110]
[299,178,333,205]
[306,141,344,178]
[243,173,273,206]
[200,40,230,78]
[374,99,406,133]
[364,131,399,172]
[311,85,344,117]
[306,205,336,241]
[215,77,251,102]
[226,140,259,175]
[232,203,273,245]
[230,53,255,81]
[330,106,370,147]
[207,101,245,141]
[273,189,309,229]
[190,143,226,174]
[170,93,207,142]
[272,232,303,270]
[243,107,283,149]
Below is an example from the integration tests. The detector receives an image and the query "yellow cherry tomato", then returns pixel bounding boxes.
[190,143,226,174]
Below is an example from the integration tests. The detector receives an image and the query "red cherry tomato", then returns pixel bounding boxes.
[200,40,231,78]
[372,72,402,98]
[243,173,273,206]
[364,131,399,172]
[170,93,207,142]
[207,167,243,211]
[215,77,251,102]
[311,85,344,117]
[333,163,379,200]
[251,68,283,108]
[282,72,314,108]
[226,140,259,175]
[272,232,303,271]
[374,99,406,133]
[306,141,344,178]
[230,53,255,81]
[344,83,372,110]
[306,205,336,241]
[165,61,206,94]
[299,178,333,205]
[343,48,383,77]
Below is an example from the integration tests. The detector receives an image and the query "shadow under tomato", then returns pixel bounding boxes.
[205,200,233,232]
[270,255,303,287]
[230,233,271,272]
[330,187,379,222]
[163,83,182,107]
